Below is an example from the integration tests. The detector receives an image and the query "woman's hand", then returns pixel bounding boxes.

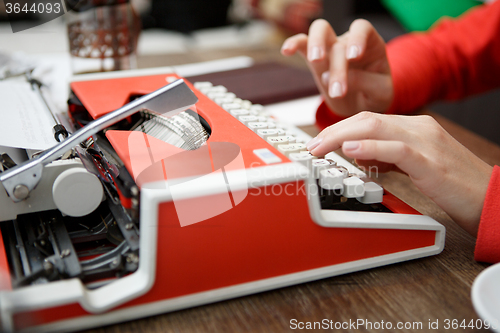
[307,112,493,236]
[281,19,393,117]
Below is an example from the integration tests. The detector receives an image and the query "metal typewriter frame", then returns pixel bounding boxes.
[0,79,197,202]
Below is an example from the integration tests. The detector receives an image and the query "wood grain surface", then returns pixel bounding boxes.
[81,47,498,333]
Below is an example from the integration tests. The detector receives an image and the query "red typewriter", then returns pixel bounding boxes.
[0,68,444,332]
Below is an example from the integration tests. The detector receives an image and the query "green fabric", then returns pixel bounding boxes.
[381,0,482,31]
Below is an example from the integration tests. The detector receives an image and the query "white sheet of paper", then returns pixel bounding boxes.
[0,81,57,150]
[265,95,322,126]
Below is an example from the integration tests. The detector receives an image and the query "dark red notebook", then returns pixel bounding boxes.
[186,62,319,105]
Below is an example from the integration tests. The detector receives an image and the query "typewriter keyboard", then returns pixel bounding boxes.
[194,81,384,207]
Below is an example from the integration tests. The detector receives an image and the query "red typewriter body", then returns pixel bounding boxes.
[0,70,444,332]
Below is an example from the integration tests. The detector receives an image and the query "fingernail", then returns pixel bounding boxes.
[343,141,360,151]
[329,81,342,98]
[321,71,330,85]
[347,45,360,59]
[306,136,322,151]
[309,46,321,61]
[281,41,292,53]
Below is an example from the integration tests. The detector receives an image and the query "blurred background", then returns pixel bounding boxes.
[1,0,499,145]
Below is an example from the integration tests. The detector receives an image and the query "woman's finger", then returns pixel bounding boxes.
[307,112,409,156]
[307,19,337,62]
[345,19,377,60]
[341,139,429,181]
[281,34,308,57]
[328,42,348,98]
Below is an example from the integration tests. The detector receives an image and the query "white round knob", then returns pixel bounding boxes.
[52,167,103,217]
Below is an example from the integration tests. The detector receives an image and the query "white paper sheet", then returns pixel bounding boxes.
[265,95,322,126]
[0,81,57,150]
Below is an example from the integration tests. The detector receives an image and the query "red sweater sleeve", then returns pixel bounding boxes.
[387,0,500,114]
[475,166,500,263]
[316,1,500,128]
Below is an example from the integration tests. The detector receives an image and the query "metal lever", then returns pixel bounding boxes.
[26,72,69,142]
[0,79,198,202]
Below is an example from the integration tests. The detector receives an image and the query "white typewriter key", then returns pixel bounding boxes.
[289,152,317,167]
[343,176,365,198]
[248,122,269,131]
[209,85,227,93]
[311,159,336,178]
[238,115,258,125]
[266,122,277,129]
[194,81,212,89]
[257,129,279,140]
[276,129,286,135]
[241,100,253,109]
[289,143,307,152]
[222,103,242,111]
[207,91,227,100]
[282,144,306,156]
[200,87,213,94]
[357,182,384,204]
[215,97,235,106]
[284,135,296,144]
[257,116,269,122]
[267,136,289,148]
[319,167,348,190]
[250,104,264,113]
[230,109,250,117]
[277,144,299,157]
[224,92,236,99]
[232,98,243,105]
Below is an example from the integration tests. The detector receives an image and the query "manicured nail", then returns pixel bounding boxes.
[306,136,322,151]
[347,45,360,59]
[281,41,292,53]
[343,141,360,151]
[329,81,342,98]
[309,46,321,61]
[321,71,330,85]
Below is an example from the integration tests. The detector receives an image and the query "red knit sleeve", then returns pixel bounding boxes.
[317,1,500,126]
[315,101,347,130]
[475,166,500,263]
[386,1,500,114]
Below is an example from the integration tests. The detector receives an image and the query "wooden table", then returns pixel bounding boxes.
[84,45,500,333]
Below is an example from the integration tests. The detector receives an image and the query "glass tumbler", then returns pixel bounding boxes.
[66,0,141,74]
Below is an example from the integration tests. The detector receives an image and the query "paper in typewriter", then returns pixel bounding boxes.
[0,81,57,150]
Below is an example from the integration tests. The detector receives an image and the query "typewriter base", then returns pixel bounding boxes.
[3,175,444,333]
